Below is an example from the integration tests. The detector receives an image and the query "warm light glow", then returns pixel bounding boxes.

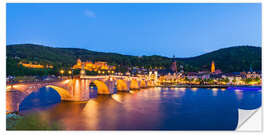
[92,80,110,94]
[191,88,198,91]
[116,79,128,91]
[60,69,64,74]
[19,61,53,69]
[68,70,72,74]
[72,59,116,72]
[130,80,139,89]
[63,79,71,84]
[140,80,147,88]
[81,100,99,129]
[211,61,215,73]
[46,85,72,100]
[81,70,85,75]
[221,88,226,91]
[112,94,122,103]
[6,85,11,90]
[6,84,25,91]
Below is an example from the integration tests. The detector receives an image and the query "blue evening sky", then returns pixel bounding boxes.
[6,3,261,57]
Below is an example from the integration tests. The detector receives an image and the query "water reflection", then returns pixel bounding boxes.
[19,87,61,111]
[18,87,261,130]
[191,88,198,91]
[212,88,218,96]
[234,89,261,110]
[235,90,243,101]
[89,84,98,98]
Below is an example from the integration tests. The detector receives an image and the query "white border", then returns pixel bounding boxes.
[1,0,269,135]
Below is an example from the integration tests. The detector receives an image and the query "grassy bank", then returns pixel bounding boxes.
[6,113,63,130]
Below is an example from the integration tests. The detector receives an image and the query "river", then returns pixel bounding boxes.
[18,87,261,130]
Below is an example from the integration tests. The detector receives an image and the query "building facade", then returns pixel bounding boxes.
[72,59,116,72]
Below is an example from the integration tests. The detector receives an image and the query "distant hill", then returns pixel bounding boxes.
[6,44,170,67]
[6,44,261,76]
[177,46,261,73]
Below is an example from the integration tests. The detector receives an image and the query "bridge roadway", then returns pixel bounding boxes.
[6,75,156,113]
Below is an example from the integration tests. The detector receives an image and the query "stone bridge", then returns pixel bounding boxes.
[6,75,156,113]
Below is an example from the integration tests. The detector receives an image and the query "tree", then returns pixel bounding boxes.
[232,79,236,84]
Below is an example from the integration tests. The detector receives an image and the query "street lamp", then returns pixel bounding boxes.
[68,70,72,79]
[60,69,64,79]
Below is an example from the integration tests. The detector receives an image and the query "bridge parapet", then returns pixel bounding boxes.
[6,75,154,113]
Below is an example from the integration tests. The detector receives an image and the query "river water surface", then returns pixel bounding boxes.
[18,87,261,130]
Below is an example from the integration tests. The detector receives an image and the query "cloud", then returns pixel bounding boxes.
[84,10,96,18]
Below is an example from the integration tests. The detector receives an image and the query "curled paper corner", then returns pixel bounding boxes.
[237,107,262,131]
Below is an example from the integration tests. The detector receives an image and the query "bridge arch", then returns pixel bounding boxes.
[6,84,73,112]
[18,85,72,111]
[140,80,147,88]
[147,80,154,87]
[45,85,72,100]
[116,79,129,91]
[130,79,139,90]
[91,80,110,94]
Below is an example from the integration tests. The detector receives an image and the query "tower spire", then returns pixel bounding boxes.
[211,61,215,73]
[171,55,177,73]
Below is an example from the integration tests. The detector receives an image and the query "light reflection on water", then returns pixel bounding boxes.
[235,90,243,101]
[212,88,218,96]
[18,87,261,130]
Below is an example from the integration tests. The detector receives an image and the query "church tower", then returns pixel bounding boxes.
[171,55,177,73]
[77,58,82,65]
[211,61,215,73]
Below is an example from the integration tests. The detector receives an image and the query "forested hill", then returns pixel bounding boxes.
[6,44,171,68]
[7,44,261,75]
[178,46,261,73]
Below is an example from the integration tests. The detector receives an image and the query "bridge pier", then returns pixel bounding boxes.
[6,91,26,113]
[126,80,131,91]
[104,80,116,94]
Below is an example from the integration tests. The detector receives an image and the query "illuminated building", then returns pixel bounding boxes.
[72,59,116,72]
[215,69,222,74]
[246,72,260,79]
[211,61,215,73]
[186,72,198,80]
[246,65,260,79]
[19,61,53,69]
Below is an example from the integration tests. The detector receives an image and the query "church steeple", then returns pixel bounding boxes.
[211,61,215,73]
[171,55,177,73]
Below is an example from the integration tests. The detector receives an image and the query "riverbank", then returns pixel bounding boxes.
[158,84,261,89]
[6,112,63,130]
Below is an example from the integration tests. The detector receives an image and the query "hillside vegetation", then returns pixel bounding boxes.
[6,44,261,76]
